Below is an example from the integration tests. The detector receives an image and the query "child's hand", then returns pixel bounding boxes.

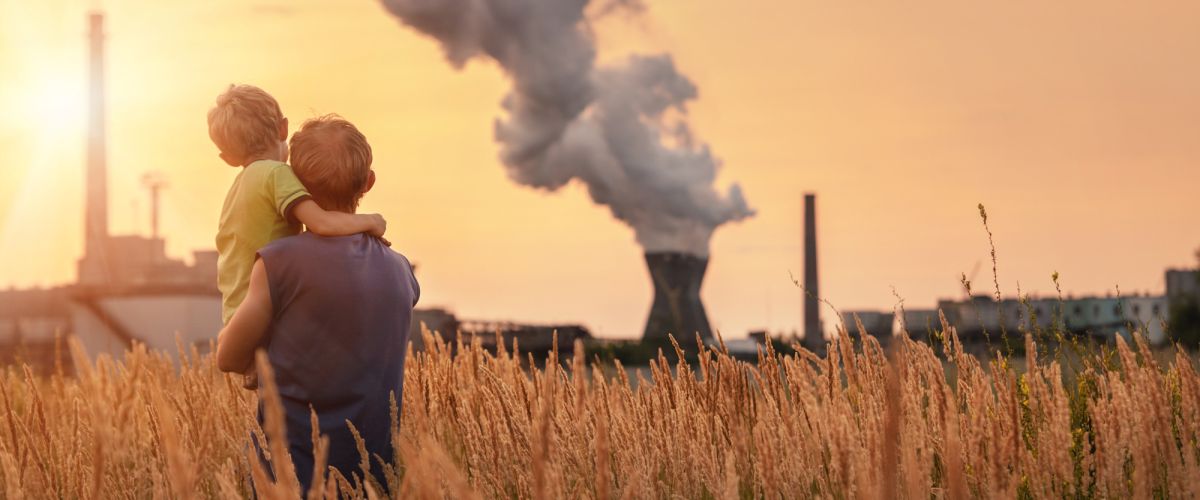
[367,214,391,246]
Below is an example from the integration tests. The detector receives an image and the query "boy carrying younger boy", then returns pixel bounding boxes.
[207,84,387,384]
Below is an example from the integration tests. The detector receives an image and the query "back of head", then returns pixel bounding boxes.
[207,84,284,166]
[288,115,373,213]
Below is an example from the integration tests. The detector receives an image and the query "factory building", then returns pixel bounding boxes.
[840,311,894,342]
[0,287,72,368]
[870,292,1171,347]
[1166,268,1200,303]
[407,307,591,358]
[899,309,941,341]
[933,294,1169,345]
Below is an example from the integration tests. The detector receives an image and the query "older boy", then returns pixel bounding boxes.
[216,115,419,493]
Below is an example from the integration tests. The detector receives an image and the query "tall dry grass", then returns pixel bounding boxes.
[0,320,1196,498]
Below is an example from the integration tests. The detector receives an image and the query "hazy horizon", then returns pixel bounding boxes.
[2,0,1199,339]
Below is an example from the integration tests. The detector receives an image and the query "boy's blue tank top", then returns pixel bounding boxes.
[257,232,419,492]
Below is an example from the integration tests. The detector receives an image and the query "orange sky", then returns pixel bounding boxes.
[2,0,1198,339]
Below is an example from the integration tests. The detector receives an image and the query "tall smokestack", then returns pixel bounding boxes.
[642,252,713,344]
[86,12,108,252]
[803,193,821,347]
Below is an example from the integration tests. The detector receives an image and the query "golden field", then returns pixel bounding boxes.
[0,320,1197,499]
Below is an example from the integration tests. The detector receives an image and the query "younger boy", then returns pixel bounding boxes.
[207,84,386,354]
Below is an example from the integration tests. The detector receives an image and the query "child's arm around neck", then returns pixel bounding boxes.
[292,200,388,242]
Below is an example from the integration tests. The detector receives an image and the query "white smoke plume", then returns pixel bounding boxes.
[381,0,754,256]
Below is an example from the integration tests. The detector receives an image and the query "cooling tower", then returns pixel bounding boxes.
[642,252,714,343]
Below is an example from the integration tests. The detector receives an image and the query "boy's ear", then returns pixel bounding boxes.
[364,170,376,194]
[277,117,289,141]
[218,152,241,167]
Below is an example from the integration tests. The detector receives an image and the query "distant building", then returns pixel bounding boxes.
[410,307,460,347]
[0,237,223,364]
[407,308,593,358]
[900,309,941,341]
[78,236,216,287]
[1166,269,1200,302]
[459,319,592,354]
[1165,268,1200,340]
[747,330,768,344]
[840,310,894,341]
[0,287,71,344]
[932,293,1168,345]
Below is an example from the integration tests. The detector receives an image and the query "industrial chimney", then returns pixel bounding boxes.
[642,252,714,344]
[803,193,822,348]
[86,12,108,252]
[78,12,111,285]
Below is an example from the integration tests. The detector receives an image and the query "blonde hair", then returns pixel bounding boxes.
[288,115,373,212]
[206,84,284,165]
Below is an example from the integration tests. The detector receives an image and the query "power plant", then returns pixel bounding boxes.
[5,12,1192,371]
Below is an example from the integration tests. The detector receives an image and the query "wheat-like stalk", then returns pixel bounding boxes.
[0,324,1195,498]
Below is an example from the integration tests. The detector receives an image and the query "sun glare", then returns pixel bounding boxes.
[17,66,87,138]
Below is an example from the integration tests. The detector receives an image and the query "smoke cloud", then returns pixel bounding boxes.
[381,0,754,256]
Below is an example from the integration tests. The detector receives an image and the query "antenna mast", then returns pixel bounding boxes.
[141,172,168,239]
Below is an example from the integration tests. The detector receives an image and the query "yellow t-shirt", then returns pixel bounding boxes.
[216,159,309,324]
